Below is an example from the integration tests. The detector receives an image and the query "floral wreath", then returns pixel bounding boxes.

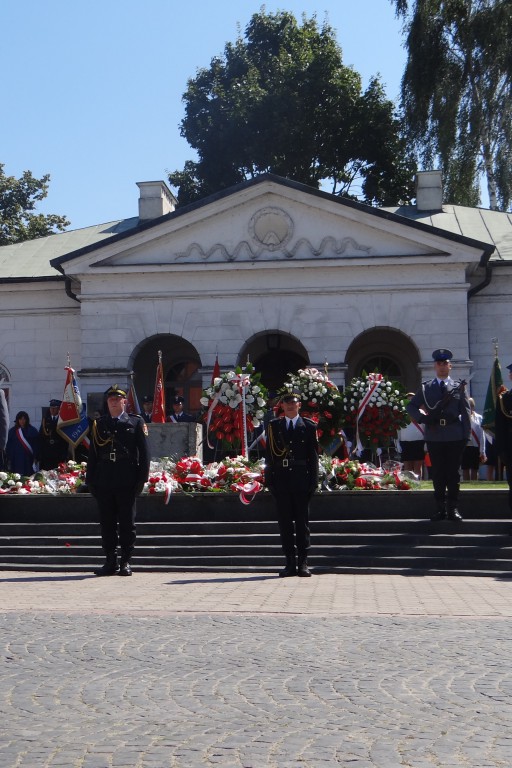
[339,372,409,451]
[200,363,268,453]
[278,367,345,450]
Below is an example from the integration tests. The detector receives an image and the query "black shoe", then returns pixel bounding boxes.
[279,559,297,577]
[298,561,312,577]
[119,562,132,576]
[447,508,463,521]
[94,560,118,576]
[430,502,447,522]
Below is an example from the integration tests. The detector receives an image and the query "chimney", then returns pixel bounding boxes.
[415,170,443,211]
[137,181,176,221]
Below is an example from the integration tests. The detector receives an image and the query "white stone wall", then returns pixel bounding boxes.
[468,264,512,411]
[0,281,80,424]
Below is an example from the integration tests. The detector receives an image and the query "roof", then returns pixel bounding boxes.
[2,175,510,282]
[384,204,512,262]
[0,218,139,281]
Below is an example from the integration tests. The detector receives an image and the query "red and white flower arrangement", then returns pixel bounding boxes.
[339,372,409,451]
[200,363,268,454]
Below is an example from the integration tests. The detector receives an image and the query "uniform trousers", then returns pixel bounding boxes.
[95,488,137,561]
[427,439,466,503]
[272,474,311,559]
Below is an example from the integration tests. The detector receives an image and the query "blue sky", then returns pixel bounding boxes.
[1,1,407,230]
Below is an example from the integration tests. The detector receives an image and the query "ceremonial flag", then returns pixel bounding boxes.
[152,351,166,423]
[482,356,504,437]
[126,379,141,415]
[57,366,90,450]
[211,353,220,384]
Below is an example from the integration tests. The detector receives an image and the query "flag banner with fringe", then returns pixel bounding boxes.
[152,354,166,423]
[126,381,141,415]
[57,367,90,449]
[482,357,504,438]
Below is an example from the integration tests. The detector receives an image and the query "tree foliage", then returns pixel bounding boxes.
[169,10,416,207]
[392,0,512,210]
[0,164,69,246]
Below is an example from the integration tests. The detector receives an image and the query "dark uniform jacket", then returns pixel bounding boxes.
[264,416,319,494]
[407,378,471,443]
[495,390,512,462]
[39,414,69,470]
[86,411,150,494]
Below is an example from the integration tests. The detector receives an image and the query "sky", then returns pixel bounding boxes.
[1,1,408,231]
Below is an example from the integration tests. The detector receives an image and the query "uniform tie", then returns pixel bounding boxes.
[287,419,294,433]
[439,380,446,395]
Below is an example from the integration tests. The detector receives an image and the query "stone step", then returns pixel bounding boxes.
[0,490,510,575]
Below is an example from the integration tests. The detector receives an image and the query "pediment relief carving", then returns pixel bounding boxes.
[175,206,373,263]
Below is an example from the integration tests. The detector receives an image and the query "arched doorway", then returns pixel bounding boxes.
[345,328,421,392]
[130,335,202,416]
[238,332,309,396]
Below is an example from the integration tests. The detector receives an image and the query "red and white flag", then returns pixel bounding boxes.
[57,366,90,450]
[152,351,166,423]
[211,353,220,384]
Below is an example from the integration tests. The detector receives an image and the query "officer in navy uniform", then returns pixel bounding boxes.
[86,384,150,576]
[39,399,69,470]
[141,395,154,423]
[168,395,195,423]
[407,349,471,521]
[494,363,512,514]
[264,392,319,577]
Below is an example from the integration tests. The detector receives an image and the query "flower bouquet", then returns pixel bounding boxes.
[319,455,420,491]
[279,368,345,450]
[201,362,267,454]
[339,372,409,451]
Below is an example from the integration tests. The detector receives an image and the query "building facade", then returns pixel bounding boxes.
[0,172,510,424]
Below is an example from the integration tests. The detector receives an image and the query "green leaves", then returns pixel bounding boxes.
[168,10,416,207]
[0,164,69,245]
[392,0,512,210]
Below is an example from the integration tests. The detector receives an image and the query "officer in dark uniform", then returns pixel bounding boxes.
[168,395,195,423]
[494,363,512,514]
[264,392,319,577]
[141,395,153,423]
[39,399,69,470]
[86,384,150,576]
[407,349,471,521]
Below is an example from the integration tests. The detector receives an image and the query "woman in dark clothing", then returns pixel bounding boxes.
[6,411,40,475]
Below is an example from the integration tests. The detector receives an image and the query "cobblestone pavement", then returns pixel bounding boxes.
[1,571,512,768]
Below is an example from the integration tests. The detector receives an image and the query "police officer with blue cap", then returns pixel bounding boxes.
[407,349,471,521]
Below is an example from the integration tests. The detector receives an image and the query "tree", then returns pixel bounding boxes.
[169,10,416,207]
[392,0,512,210]
[0,164,69,245]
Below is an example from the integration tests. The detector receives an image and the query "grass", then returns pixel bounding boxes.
[419,480,507,491]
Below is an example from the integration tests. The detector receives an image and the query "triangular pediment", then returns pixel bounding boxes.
[53,176,489,276]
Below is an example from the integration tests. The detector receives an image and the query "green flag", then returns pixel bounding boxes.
[481,357,504,436]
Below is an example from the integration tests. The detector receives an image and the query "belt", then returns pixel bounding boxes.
[277,459,308,467]
[99,452,132,463]
[431,417,456,426]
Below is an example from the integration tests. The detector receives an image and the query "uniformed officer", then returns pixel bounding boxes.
[39,399,69,470]
[86,384,150,576]
[407,349,471,521]
[141,395,153,423]
[264,392,319,577]
[494,363,512,514]
[168,395,195,423]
